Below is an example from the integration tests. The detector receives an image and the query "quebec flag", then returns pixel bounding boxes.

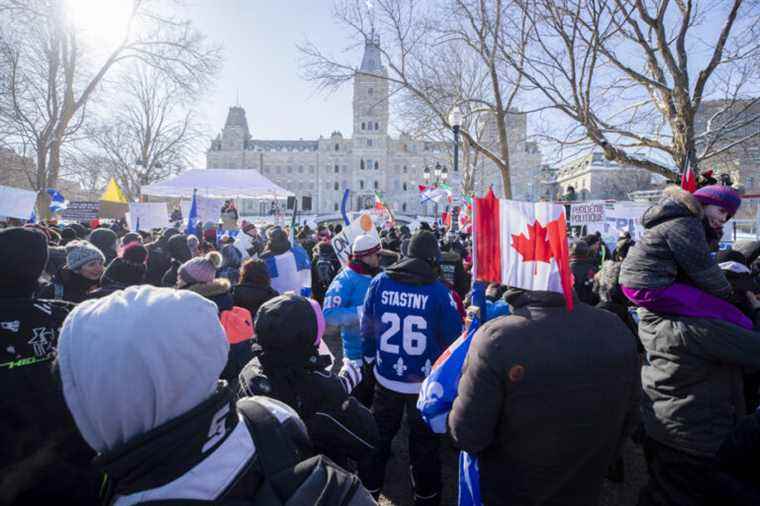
[417,318,482,506]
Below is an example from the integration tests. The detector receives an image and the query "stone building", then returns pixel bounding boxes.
[552,151,659,201]
[473,111,542,200]
[207,37,541,215]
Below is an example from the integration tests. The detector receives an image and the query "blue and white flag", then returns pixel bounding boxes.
[417,281,486,506]
[47,188,68,213]
[185,189,198,235]
[28,209,36,224]
[263,246,312,297]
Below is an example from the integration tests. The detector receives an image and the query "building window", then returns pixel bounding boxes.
[402,203,407,212]
[334,164,339,173]
[335,143,340,151]
[302,196,312,211]
[334,182,339,190]
[367,139,373,147]
[361,122,366,130]
[403,182,408,191]
[374,180,379,189]
[368,88,374,95]
[360,180,365,190]
[287,166,293,173]
[402,165,408,174]
[374,161,379,170]
[402,144,408,152]
[334,202,339,211]
[360,159,365,170]
[374,122,379,130]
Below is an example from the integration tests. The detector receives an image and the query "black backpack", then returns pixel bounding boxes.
[137,397,375,506]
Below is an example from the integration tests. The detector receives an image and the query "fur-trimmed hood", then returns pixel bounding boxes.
[185,278,231,298]
[642,185,703,229]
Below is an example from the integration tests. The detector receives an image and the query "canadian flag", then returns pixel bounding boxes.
[473,189,574,310]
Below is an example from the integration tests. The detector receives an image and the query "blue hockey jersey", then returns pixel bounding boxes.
[323,267,373,361]
[361,272,462,394]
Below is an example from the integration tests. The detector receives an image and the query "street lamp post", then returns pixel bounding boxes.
[448,105,463,177]
[424,162,448,226]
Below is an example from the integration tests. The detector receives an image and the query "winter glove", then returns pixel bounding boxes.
[338,358,363,394]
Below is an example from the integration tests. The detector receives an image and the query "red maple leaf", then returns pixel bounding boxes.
[511,220,554,263]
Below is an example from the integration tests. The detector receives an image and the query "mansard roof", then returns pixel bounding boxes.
[246,139,319,152]
[360,35,384,73]
[224,106,250,137]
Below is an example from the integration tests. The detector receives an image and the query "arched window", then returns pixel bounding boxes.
[360,159,365,170]
[334,182,339,190]
[373,181,379,189]
[360,180,365,190]
[374,161,379,170]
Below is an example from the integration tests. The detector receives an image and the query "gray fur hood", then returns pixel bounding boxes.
[642,186,703,229]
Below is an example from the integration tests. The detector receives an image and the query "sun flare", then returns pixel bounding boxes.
[65,0,137,47]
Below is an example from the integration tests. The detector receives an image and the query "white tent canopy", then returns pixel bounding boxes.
[141,169,294,200]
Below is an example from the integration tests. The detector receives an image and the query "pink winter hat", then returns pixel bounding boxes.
[694,185,741,217]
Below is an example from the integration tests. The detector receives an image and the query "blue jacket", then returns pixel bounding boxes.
[361,259,462,394]
[323,267,373,361]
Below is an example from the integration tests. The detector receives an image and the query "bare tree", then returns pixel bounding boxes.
[81,64,204,200]
[299,0,532,198]
[507,0,760,179]
[0,0,220,199]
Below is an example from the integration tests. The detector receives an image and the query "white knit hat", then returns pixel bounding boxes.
[352,234,381,257]
[65,240,106,271]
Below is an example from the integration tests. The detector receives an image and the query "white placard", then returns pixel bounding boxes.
[0,185,37,220]
[570,201,606,225]
[180,196,225,225]
[128,202,170,231]
[588,202,649,240]
[331,212,381,266]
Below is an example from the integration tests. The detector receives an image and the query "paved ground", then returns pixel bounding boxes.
[323,328,648,506]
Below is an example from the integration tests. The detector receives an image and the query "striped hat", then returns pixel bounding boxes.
[694,185,741,217]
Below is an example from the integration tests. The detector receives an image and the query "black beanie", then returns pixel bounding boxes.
[254,294,317,354]
[101,258,146,288]
[0,227,48,296]
[70,223,88,239]
[408,230,442,264]
[61,227,77,244]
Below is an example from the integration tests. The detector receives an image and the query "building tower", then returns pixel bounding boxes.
[221,106,251,151]
[353,35,389,137]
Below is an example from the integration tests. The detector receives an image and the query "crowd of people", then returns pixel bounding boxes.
[3,182,760,506]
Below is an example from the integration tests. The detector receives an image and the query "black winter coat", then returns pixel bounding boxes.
[233,283,278,321]
[0,296,99,504]
[37,268,98,303]
[449,290,639,506]
[240,354,379,466]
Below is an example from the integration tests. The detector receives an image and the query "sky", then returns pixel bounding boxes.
[185,0,358,154]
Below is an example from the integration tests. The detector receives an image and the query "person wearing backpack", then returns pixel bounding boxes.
[240,293,379,469]
[55,285,376,506]
[312,239,341,305]
[177,252,254,392]
[323,234,382,407]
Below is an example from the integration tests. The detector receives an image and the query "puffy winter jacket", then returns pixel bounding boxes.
[620,185,731,299]
[639,309,760,457]
[323,267,374,361]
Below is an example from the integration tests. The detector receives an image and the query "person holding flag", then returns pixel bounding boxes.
[446,191,640,506]
[360,230,462,506]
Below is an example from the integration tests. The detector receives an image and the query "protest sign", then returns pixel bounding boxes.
[587,202,649,240]
[128,202,170,231]
[0,185,37,220]
[331,212,381,266]
[181,196,224,225]
[61,201,100,221]
[569,201,606,225]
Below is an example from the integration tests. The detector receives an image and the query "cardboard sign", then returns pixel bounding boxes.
[128,202,170,231]
[180,196,225,225]
[61,201,100,221]
[331,212,381,266]
[569,201,606,225]
[0,185,37,220]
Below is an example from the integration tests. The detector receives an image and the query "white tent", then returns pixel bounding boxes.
[141,169,294,200]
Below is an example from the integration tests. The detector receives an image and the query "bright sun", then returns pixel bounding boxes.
[65,0,137,47]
